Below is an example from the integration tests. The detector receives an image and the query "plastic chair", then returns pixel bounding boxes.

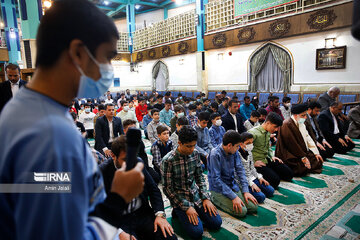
[287,93,300,104]
[303,93,317,103]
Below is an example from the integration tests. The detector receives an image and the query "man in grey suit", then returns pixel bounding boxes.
[348,105,360,138]
[318,87,340,111]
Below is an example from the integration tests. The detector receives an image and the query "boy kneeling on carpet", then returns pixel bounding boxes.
[161,126,222,240]
[208,130,258,218]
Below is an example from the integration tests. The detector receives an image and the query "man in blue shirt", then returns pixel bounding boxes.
[0,1,144,239]
[240,96,256,120]
[208,130,258,218]
[160,100,174,127]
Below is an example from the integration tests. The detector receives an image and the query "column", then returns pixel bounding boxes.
[126,3,135,53]
[18,0,42,68]
[0,0,22,64]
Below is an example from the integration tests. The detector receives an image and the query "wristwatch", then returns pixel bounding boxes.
[155,212,167,219]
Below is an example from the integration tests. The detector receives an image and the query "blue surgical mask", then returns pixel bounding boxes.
[178,112,185,118]
[75,47,114,98]
[298,118,306,124]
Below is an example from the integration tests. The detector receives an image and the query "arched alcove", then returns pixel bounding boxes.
[152,60,169,91]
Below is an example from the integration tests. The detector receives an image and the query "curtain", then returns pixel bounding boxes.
[250,46,270,91]
[256,52,284,92]
[269,45,291,93]
[152,61,169,91]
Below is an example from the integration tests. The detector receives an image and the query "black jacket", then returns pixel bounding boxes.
[221,111,246,133]
[99,158,164,219]
[0,80,27,113]
[94,116,124,152]
[318,109,345,143]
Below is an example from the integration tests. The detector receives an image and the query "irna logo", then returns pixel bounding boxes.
[34,172,71,182]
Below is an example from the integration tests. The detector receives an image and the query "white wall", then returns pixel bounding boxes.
[111,27,360,92]
[111,53,198,91]
[168,3,196,18]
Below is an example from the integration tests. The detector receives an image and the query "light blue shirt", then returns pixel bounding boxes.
[0,87,116,240]
[159,108,174,127]
[208,145,249,200]
[240,103,256,120]
[209,125,226,147]
[194,125,214,156]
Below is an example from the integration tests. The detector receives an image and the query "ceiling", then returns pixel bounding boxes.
[92,0,176,19]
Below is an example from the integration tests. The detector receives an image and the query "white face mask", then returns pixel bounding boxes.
[191,112,196,116]
[298,118,306,124]
[123,106,129,112]
[245,143,254,152]
[178,112,185,118]
[284,103,291,107]
[215,119,222,127]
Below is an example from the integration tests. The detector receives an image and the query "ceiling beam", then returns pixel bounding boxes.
[103,0,129,4]
[136,1,161,7]
[159,0,173,7]
[96,5,116,11]
[107,4,127,17]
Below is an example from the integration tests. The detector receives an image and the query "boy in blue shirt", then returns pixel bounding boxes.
[208,130,258,218]
[194,111,214,168]
[240,96,256,120]
[209,112,226,147]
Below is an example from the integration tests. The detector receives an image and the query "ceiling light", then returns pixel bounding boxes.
[175,0,183,4]
[135,5,141,9]
[104,1,110,5]
[43,0,52,8]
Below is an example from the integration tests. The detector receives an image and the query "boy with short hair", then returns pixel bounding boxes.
[143,105,153,138]
[195,101,203,116]
[135,97,148,122]
[151,125,174,176]
[153,95,165,111]
[244,110,260,130]
[170,105,185,133]
[239,132,274,203]
[187,104,198,128]
[209,112,226,147]
[161,126,222,239]
[280,96,292,119]
[195,111,214,157]
[170,116,189,149]
[208,130,258,218]
[160,100,175,127]
[147,108,166,144]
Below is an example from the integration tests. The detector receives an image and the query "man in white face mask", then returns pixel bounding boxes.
[280,96,292,120]
[275,103,323,176]
[116,100,139,128]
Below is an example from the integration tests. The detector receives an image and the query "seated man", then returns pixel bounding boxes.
[305,101,335,160]
[187,104,199,128]
[208,130,258,218]
[151,125,174,176]
[244,110,260,131]
[147,108,166,144]
[275,103,323,176]
[221,100,246,134]
[239,132,274,204]
[161,126,222,239]
[209,112,226,147]
[170,116,189,149]
[347,105,360,139]
[116,100,139,128]
[100,136,177,240]
[170,105,185,133]
[265,96,284,120]
[194,112,214,166]
[318,102,355,154]
[249,112,293,189]
[160,100,174,127]
[280,97,292,120]
[240,96,256,120]
[123,119,160,184]
[318,87,340,111]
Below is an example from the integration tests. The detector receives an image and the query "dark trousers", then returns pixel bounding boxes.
[284,151,323,177]
[318,144,335,160]
[256,160,293,189]
[119,208,177,240]
[86,129,94,139]
[172,206,222,240]
[147,166,160,184]
[327,135,355,154]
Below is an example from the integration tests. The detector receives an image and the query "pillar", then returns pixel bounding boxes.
[18,0,42,69]
[195,0,208,94]
[0,0,21,64]
[126,4,135,53]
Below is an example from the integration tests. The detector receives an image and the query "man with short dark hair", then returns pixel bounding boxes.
[0,63,27,113]
[249,112,293,188]
[221,99,246,134]
[305,101,335,160]
[240,96,256,120]
[280,97,292,119]
[151,125,174,176]
[161,126,222,239]
[266,96,284,120]
[218,97,230,116]
[153,95,165,111]
[0,1,145,239]
[79,103,96,138]
[318,102,355,154]
[160,100,174,127]
[95,103,124,157]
